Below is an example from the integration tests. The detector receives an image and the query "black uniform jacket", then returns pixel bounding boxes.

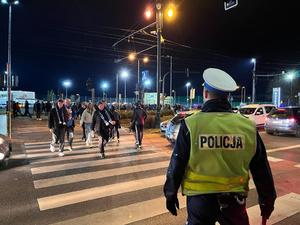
[48,106,68,130]
[91,109,110,139]
[163,99,277,208]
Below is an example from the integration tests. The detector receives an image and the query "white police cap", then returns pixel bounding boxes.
[203,68,238,94]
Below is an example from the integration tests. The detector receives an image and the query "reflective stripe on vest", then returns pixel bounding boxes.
[182,112,256,196]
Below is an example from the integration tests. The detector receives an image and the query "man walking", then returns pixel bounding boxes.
[91,100,114,159]
[23,100,32,118]
[65,98,75,151]
[48,99,68,157]
[164,68,276,225]
[131,102,147,149]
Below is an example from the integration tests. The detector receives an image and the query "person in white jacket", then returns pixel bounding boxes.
[80,103,95,147]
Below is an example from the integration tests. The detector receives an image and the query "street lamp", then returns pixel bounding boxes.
[62,80,71,98]
[172,89,176,105]
[101,81,109,100]
[1,0,19,138]
[186,82,191,108]
[120,69,129,103]
[286,72,295,106]
[251,58,256,103]
[128,53,149,102]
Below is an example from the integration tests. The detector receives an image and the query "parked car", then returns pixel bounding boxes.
[239,104,276,127]
[165,111,195,144]
[265,107,300,137]
[0,135,11,168]
[160,120,170,133]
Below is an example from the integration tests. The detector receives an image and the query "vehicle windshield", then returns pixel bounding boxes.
[269,108,293,119]
[239,108,256,115]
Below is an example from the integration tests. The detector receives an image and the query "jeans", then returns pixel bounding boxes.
[84,123,92,144]
[66,127,74,148]
[134,124,144,145]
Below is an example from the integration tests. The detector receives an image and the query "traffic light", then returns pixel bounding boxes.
[224,0,238,11]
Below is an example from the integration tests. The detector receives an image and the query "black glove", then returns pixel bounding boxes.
[260,202,274,219]
[166,197,179,216]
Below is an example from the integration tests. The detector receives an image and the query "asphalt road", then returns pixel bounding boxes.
[0,117,300,225]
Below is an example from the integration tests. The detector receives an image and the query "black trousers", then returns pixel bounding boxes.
[134,124,144,145]
[82,122,86,140]
[23,109,32,118]
[51,127,66,152]
[186,194,249,225]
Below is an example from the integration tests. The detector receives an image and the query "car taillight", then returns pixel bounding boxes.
[288,117,296,123]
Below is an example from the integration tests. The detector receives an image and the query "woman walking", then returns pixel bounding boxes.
[80,103,95,147]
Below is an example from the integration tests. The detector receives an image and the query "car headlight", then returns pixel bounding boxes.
[0,153,5,161]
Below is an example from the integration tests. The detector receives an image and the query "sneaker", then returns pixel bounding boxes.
[58,152,64,157]
[69,146,73,152]
[99,153,105,159]
[117,139,120,143]
[50,145,55,152]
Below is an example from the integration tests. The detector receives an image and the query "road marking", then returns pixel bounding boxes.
[267,156,284,162]
[49,195,186,225]
[247,192,300,224]
[31,152,163,175]
[267,144,300,153]
[37,175,166,211]
[34,161,169,189]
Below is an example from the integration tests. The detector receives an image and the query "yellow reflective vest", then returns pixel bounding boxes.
[182,112,257,196]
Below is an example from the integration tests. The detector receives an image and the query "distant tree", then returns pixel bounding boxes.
[47,90,55,102]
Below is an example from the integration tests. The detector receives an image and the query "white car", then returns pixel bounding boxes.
[239,104,276,127]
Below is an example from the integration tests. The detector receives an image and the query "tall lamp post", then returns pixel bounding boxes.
[128,53,149,102]
[186,82,191,108]
[120,69,129,104]
[62,80,71,99]
[101,82,109,100]
[251,58,256,103]
[286,72,295,106]
[1,0,19,138]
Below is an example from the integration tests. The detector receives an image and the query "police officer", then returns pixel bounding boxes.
[163,68,276,225]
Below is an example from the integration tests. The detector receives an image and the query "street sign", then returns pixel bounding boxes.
[224,0,238,11]
[272,87,281,107]
[190,88,195,100]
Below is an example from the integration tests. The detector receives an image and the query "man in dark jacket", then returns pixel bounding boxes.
[163,68,276,225]
[64,98,75,151]
[23,100,32,118]
[91,100,115,159]
[48,99,68,157]
[131,102,147,149]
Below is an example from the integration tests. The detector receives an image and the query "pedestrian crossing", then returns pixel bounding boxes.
[24,134,300,225]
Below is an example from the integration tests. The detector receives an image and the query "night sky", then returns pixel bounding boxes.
[1,0,300,100]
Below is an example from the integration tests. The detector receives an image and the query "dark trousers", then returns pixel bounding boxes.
[114,126,120,139]
[186,194,249,225]
[66,127,74,147]
[99,135,108,153]
[134,124,144,145]
[23,109,32,118]
[82,122,86,141]
[51,127,66,152]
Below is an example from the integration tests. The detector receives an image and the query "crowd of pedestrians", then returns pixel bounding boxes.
[47,98,148,158]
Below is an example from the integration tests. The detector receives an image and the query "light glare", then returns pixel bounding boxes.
[63,80,71,88]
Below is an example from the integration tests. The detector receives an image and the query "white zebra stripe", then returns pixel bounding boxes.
[37,175,166,211]
[31,152,164,175]
[34,160,169,189]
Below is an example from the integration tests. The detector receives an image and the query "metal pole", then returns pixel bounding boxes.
[65,87,68,99]
[252,60,256,103]
[116,73,118,102]
[7,4,12,138]
[124,79,127,104]
[155,0,162,128]
[290,80,293,106]
[186,86,189,107]
[137,59,140,102]
[170,56,173,97]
